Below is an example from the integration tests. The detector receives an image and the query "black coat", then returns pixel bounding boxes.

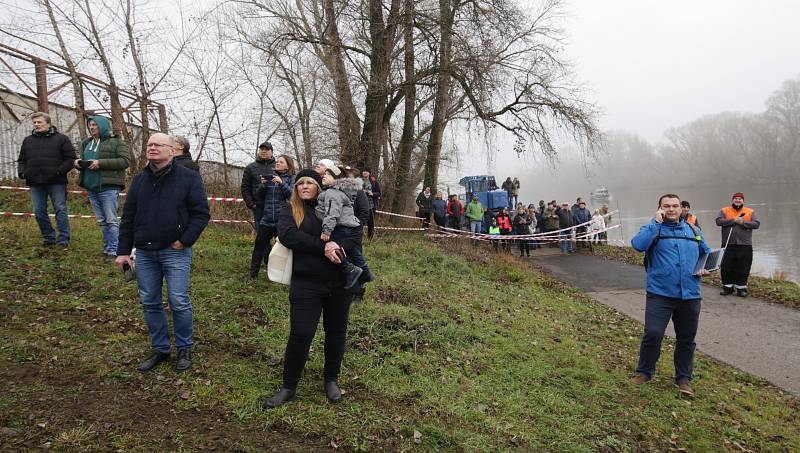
[241,158,275,207]
[17,127,76,186]
[174,154,200,171]
[277,202,359,288]
[255,172,294,227]
[117,161,210,255]
[556,207,574,228]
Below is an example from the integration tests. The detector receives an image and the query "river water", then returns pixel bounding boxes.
[602,184,800,283]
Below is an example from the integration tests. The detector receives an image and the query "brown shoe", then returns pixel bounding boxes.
[675,380,694,396]
[632,373,648,385]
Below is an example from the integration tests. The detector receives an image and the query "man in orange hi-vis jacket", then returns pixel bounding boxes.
[715,193,760,297]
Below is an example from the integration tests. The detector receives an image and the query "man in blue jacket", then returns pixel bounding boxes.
[115,133,210,373]
[631,193,711,396]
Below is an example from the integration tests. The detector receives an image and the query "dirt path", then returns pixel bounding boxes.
[530,250,800,397]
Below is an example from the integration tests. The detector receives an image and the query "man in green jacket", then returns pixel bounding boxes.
[465,196,484,245]
[74,115,131,258]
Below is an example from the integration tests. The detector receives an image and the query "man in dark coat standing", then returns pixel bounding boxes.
[241,142,276,225]
[116,133,210,373]
[17,112,76,248]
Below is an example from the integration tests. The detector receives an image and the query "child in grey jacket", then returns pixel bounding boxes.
[317,165,364,289]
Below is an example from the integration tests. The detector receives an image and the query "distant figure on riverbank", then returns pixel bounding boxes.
[631,193,711,397]
[716,193,760,298]
[680,200,700,230]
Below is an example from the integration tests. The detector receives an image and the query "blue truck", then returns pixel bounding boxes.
[458,175,509,213]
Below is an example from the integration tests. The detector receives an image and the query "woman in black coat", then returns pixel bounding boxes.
[264,169,359,408]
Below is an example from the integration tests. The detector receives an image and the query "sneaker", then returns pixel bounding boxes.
[720,286,734,296]
[632,373,648,385]
[138,351,170,372]
[42,241,56,247]
[57,243,70,251]
[352,291,364,305]
[175,349,192,373]
[735,288,748,298]
[343,264,363,290]
[675,380,694,396]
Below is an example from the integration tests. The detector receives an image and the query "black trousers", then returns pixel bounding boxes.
[282,283,353,390]
[721,244,753,287]
[366,209,375,239]
[250,225,277,277]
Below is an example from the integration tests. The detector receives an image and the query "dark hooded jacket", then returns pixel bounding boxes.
[17,125,76,186]
[241,156,275,208]
[78,115,131,191]
[255,171,294,227]
[174,154,200,171]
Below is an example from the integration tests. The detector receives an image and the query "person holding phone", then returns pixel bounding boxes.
[75,115,131,259]
[249,155,295,278]
[716,193,760,297]
[115,133,210,373]
[631,194,711,396]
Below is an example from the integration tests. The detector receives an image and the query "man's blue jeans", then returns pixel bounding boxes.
[559,230,572,252]
[88,188,121,255]
[636,293,701,383]
[30,184,70,245]
[135,247,194,352]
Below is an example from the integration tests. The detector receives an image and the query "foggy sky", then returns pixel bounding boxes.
[444,0,800,194]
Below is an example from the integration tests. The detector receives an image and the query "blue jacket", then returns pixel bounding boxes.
[255,172,294,227]
[631,219,711,300]
[118,160,210,255]
[573,207,591,225]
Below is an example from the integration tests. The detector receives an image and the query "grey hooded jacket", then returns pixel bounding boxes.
[316,177,362,235]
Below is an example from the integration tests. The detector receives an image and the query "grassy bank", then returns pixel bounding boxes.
[589,244,800,309]
[0,219,798,451]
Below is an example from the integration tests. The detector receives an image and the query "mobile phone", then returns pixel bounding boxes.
[122,262,136,282]
[78,160,91,169]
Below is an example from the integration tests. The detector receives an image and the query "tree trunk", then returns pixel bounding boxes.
[42,0,87,141]
[321,0,362,162]
[124,0,151,169]
[423,0,454,192]
[391,0,416,213]
[358,0,400,171]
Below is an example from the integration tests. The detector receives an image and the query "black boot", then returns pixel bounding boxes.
[358,269,376,284]
[720,286,734,296]
[325,381,342,403]
[175,349,192,372]
[138,351,170,372]
[264,388,295,408]
[343,263,363,290]
[736,288,748,298]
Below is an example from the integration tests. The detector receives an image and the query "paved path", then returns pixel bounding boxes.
[531,250,800,397]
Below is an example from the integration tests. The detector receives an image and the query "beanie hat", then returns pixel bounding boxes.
[732,192,744,200]
[294,168,322,188]
[317,158,336,170]
[259,141,273,150]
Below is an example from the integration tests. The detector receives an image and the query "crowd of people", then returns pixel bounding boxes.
[416,188,616,256]
[14,111,762,404]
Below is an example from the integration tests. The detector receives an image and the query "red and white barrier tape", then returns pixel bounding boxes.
[0,185,245,203]
[2,211,250,224]
[375,226,427,231]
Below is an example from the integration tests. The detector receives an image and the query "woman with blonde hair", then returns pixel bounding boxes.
[264,169,359,408]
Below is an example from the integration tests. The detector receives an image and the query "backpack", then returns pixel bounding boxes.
[643,223,702,270]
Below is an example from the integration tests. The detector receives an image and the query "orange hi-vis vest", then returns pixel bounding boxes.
[497,215,511,231]
[721,206,754,222]
[686,214,698,226]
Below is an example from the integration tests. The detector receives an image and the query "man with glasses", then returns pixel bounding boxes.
[116,133,210,373]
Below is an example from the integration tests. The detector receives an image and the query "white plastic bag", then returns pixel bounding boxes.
[267,239,293,285]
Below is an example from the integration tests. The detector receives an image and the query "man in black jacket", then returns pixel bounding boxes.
[116,133,210,373]
[17,112,76,248]
[173,135,200,172]
[241,142,275,224]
